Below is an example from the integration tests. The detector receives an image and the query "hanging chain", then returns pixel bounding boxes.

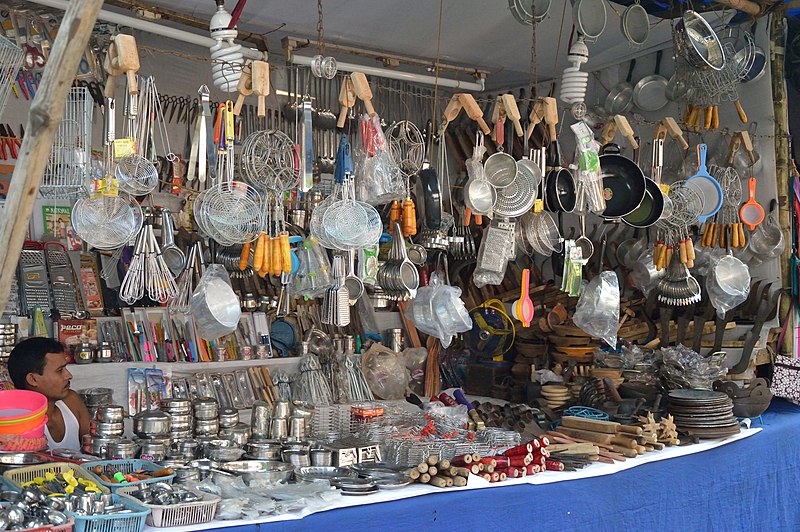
[317,0,325,56]
[529,1,537,99]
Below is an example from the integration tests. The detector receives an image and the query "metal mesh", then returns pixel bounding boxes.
[40,87,93,199]
[0,35,22,119]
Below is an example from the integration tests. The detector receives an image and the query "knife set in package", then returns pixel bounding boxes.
[128,368,168,415]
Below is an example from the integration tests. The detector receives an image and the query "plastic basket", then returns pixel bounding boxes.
[82,460,175,492]
[117,486,220,528]
[67,493,149,532]
[2,462,109,493]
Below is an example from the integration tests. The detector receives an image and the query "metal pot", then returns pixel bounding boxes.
[82,434,116,457]
[137,440,166,461]
[106,439,139,459]
[250,401,271,437]
[89,420,124,437]
[220,422,250,446]
[193,398,219,420]
[310,448,333,467]
[623,177,664,228]
[133,410,172,437]
[94,405,125,424]
[245,440,282,460]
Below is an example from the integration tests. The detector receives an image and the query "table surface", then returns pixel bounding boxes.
[202,399,800,532]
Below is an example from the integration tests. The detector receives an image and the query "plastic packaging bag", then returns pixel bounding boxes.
[407,273,472,348]
[705,255,750,319]
[573,271,620,347]
[361,343,408,399]
[354,114,405,205]
[190,264,241,340]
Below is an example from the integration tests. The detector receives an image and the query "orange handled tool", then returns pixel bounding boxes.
[239,241,251,271]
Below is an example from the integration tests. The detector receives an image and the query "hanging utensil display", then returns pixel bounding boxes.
[119,220,178,304]
[621,0,649,47]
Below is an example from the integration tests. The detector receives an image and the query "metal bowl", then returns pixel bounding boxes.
[0,453,44,475]
[221,460,293,484]
[205,441,245,462]
[294,466,356,483]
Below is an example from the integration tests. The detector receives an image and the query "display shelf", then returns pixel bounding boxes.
[69,357,300,409]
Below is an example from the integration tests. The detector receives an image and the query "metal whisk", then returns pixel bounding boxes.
[169,241,203,315]
[119,221,178,304]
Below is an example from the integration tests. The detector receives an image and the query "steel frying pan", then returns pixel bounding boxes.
[605,59,636,115]
[632,50,668,112]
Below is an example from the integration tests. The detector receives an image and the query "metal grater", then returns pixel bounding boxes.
[46,244,79,318]
[477,220,515,273]
[18,249,52,315]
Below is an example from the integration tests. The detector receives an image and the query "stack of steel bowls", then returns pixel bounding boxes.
[244,439,282,460]
[83,404,126,457]
[281,439,311,467]
[217,408,239,430]
[161,398,193,441]
[193,397,219,437]
[220,422,250,446]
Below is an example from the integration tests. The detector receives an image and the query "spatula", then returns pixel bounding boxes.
[350,72,375,117]
[251,60,270,118]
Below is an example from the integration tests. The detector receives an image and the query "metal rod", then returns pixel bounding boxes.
[291,55,485,91]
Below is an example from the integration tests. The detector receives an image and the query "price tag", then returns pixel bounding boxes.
[100,175,119,197]
[659,184,670,195]
[533,199,544,213]
[113,137,136,158]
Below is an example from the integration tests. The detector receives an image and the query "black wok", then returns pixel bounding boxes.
[599,143,646,219]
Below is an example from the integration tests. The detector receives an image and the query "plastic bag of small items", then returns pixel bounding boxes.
[573,271,620,347]
[361,343,408,400]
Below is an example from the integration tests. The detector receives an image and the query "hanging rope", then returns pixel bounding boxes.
[430,0,444,155]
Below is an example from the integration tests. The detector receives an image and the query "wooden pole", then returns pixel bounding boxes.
[0,0,104,314]
[769,8,792,353]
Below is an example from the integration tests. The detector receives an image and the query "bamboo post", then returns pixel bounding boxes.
[0,0,105,314]
[770,9,792,353]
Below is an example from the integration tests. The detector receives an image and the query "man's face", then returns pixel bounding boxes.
[26,352,72,401]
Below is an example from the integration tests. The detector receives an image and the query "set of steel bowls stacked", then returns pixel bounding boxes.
[218,408,251,446]
[193,397,219,437]
[0,323,17,360]
[82,403,131,458]
[161,398,192,441]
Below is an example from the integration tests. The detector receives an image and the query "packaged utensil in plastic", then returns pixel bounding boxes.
[354,114,405,205]
[573,270,620,347]
[406,273,473,348]
[473,219,515,287]
[571,121,605,213]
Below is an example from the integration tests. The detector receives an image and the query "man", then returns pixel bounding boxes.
[7,338,90,450]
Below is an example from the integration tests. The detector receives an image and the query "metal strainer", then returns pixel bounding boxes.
[493,169,537,218]
[115,153,158,195]
[240,129,297,192]
[196,181,263,246]
[71,193,143,250]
